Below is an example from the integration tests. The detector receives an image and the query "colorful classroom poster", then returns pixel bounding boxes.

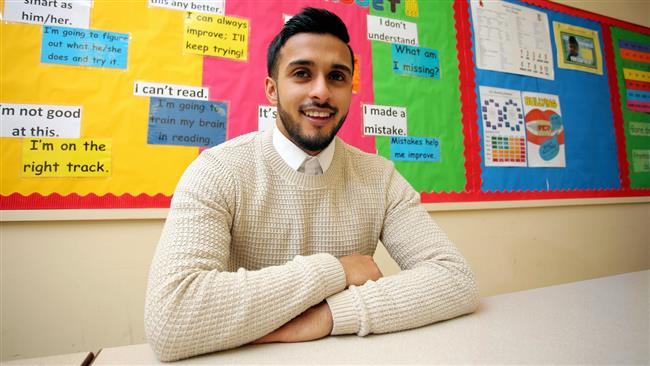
[257,106,276,132]
[632,150,650,172]
[522,92,565,167]
[553,22,603,74]
[147,98,227,147]
[0,103,82,138]
[470,0,554,80]
[2,0,92,28]
[390,136,441,162]
[134,81,209,100]
[611,27,650,188]
[148,0,225,15]
[478,86,527,167]
[366,15,419,46]
[183,13,249,60]
[362,104,408,136]
[41,26,129,69]
[21,138,111,178]
[391,44,440,79]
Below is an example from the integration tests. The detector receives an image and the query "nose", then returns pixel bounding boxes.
[308,74,330,102]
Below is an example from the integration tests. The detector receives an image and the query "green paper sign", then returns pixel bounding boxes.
[611,27,650,188]
[370,0,465,193]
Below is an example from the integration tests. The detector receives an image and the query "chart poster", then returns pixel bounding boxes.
[554,22,603,75]
[478,86,527,167]
[470,0,553,80]
[611,26,650,188]
[522,92,564,168]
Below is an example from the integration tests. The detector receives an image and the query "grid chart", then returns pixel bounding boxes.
[482,96,527,166]
[489,136,526,163]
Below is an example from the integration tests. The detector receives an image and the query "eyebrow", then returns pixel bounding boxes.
[287,59,353,76]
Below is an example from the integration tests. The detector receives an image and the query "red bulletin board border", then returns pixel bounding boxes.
[0,193,171,209]
[2,0,649,210]
[421,188,650,203]
[453,0,481,194]
[602,25,631,190]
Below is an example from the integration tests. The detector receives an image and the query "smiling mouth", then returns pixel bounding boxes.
[302,110,334,119]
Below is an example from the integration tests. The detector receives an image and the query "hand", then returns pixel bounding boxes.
[252,302,333,344]
[339,253,383,287]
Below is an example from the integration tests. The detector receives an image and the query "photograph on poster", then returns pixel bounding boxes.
[554,22,603,74]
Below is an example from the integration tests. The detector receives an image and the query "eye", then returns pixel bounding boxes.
[293,69,310,79]
[329,71,347,82]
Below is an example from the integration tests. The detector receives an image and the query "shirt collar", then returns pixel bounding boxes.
[272,124,335,173]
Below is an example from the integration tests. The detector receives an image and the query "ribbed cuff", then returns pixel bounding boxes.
[326,290,360,335]
[312,253,347,297]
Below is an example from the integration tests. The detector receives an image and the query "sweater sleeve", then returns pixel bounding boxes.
[326,166,479,336]
[144,153,347,361]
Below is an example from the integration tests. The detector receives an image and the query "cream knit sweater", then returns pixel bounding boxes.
[145,128,479,361]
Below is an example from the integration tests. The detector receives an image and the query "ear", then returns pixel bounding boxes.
[264,77,278,105]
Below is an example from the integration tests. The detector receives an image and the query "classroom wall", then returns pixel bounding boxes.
[1,0,649,362]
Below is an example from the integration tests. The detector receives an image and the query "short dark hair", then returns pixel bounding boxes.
[267,7,354,78]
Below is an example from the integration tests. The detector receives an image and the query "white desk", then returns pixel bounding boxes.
[1,352,93,366]
[93,270,649,365]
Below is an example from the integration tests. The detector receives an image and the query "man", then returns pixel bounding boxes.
[145,7,478,362]
[567,35,579,62]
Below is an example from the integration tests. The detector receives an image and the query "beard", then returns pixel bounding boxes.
[277,100,347,153]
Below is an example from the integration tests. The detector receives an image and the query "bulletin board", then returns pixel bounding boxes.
[1,0,648,210]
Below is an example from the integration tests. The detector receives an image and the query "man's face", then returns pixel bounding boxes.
[569,41,578,56]
[265,33,353,155]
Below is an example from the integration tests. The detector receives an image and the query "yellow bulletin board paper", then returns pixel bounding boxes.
[22,138,111,177]
[554,22,603,75]
[1,1,202,197]
[623,68,650,82]
[184,13,249,61]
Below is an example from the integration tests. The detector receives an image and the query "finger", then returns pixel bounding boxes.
[252,332,278,344]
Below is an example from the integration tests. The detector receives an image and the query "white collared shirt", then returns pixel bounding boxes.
[272,125,335,174]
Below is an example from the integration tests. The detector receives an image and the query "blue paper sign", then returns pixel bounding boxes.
[147,98,227,148]
[627,89,650,103]
[619,39,650,54]
[391,44,440,79]
[390,136,440,162]
[41,26,129,69]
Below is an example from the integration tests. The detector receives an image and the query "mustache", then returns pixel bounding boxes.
[299,102,338,114]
